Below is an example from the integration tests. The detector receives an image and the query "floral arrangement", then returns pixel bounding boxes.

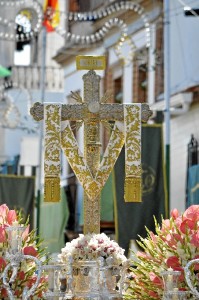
[59,232,127,266]
[127,205,199,299]
[0,204,48,299]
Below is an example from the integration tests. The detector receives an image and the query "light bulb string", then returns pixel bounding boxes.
[56,17,128,45]
[53,1,150,47]
[0,0,43,41]
[47,1,146,22]
[0,0,150,47]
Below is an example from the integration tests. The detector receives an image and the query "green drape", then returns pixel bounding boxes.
[0,175,35,228]
[39,188,69,253]
[114,124,168,255]
[100,172,114,221]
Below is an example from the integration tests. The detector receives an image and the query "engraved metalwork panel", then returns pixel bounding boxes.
[30,102,152,122]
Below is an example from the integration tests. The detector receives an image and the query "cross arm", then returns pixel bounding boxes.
[30,102,152,123]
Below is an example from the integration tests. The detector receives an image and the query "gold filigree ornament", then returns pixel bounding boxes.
[124,104,142,202]
[114,33,137,66]
[44,103,61,202]
[61,105,141,202]
[61,120,125,200]
[44,103,142,203]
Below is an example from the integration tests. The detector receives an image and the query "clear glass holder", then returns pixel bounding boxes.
[42,263,73,299]
[163,290,190,300]
[72,260,100,298]
[5,225,26,254]
[161,269,181,292]
[99,264,122,299]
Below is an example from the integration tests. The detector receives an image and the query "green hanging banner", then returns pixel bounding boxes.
[114,124,168,255]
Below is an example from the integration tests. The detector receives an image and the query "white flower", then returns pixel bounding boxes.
[59,233,127,266]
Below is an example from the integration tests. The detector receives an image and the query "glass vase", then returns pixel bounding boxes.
[72,260,100,298]
[163,290,190,300]
[99,265,123,299]
[42,263,73,299]
[5,225,26,254]
[161,269,181,292]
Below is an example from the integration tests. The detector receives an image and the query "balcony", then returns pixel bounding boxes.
[0,65,64,92]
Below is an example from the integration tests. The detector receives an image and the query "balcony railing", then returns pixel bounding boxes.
[2,65,64,92]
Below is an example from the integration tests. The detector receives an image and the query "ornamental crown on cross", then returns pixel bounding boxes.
[30,55,152,234]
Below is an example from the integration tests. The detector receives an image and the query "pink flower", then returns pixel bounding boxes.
[0,204,9,223]
[173,266,185,282]
[193,255,199,271]
[22,225,30,240]
[171,208,179,219]
[180,219,195,233]
[0,226,6,243]
[148,290,159,298]
[166,256,180,269]
[127,205,199,299]
[149,272,163,287]
[17,271,25,280]
[183,205,199,222]
[0,257,6,270]
[190,232,199,247]
[0,204,47,299]
[1,287,7,298]
[172,233,184,244]
[26,276,37,288]
[174,216,183,229]
[165,233,174,244]
[23,246,38,257]
[137,251,150,259]
[14,289,21,298]
[161,219,171,230]
[7,210,17,225]
[150,231,158,243]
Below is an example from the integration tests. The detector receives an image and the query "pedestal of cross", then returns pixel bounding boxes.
[30,56,152,234]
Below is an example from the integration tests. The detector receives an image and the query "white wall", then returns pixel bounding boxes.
[2,90,64,160]
[0,6,15,67]
[170,0,199,94]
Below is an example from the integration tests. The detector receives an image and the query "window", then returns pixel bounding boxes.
[155,21,164,100]
[114,77,123,104]
[14,10,32,66]
[133,49,148,102]
[69,0,104,12]
[14,45,31,66]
